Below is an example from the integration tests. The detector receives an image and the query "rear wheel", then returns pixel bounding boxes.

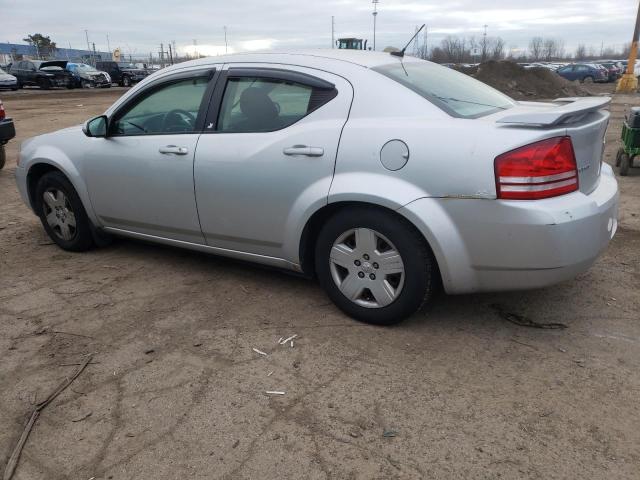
[35,171,94,251]
[0,146,5,170]
[315,207,435,325]
[619,153,631,176]
[583,76,594,84]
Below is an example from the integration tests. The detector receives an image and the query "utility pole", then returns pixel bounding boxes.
[84,29,91,63]
[168,43,173,65]
[617,0,640,92]
[160,43,164,67]
[331,16,335,49]
[482,24,488,62]
[106,34,111,54]
[224,26,228,54]
[372,0,379,51]
[92,42,97,63]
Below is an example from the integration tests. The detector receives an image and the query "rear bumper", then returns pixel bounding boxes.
[399,164,619,294]
[0,118,16,143]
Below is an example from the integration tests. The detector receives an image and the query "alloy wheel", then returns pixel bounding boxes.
[42,189,77,241]
[329,228,405,308]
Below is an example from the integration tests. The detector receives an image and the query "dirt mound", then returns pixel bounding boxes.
[473,60,589,100]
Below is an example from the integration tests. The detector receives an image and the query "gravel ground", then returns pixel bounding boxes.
[0,85,639,480]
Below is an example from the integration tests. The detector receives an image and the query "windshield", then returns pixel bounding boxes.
[76,64,98,72]
[373,61,515,119]
[118,63,137,69]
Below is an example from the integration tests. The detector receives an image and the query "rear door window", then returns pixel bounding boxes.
[373,61,515,119]
[215,74,337,133]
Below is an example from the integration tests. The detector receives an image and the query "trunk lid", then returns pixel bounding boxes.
[492,97,610,194]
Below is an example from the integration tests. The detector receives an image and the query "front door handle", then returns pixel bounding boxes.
[159,145,189,155]
[283,145,324,157]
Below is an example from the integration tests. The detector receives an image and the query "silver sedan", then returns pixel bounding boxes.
[15,51,619,324]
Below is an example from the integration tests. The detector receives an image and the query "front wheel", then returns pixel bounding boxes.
[615,147,624,167]
[35,171,94,251]
[122,76,131,87]
[619,153,631,176]
[315,208,436,325]
[37,78,51,90]
[0,146,5,170]
[583,76,594,84]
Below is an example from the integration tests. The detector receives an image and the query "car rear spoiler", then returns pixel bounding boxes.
[496,97,611,127]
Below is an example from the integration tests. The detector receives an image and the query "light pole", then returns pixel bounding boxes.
[372,0,379,51]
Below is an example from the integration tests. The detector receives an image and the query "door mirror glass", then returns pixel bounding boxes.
[83,115,108,137]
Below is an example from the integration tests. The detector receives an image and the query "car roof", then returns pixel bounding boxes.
[161,49,420,73]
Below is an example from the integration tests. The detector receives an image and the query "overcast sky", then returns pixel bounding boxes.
[1,0,636,57]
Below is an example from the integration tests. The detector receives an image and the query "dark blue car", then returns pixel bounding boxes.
[556,63,608,84]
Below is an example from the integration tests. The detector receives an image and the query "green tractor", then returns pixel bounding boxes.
[336,38,369,50]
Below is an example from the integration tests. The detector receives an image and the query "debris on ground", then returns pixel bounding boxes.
[71,412,92,423]
[382,429,398,438]
[3,355,94,480]
[472,61,589,100]
[265,391,285,395]
[279,334,297,345]
[252,348,267,356]
[491,304,568,329]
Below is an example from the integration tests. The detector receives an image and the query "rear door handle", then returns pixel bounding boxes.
[283,145,324,157]
[159,145,189,155]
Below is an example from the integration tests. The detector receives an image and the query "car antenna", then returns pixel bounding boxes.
[390,24,425,58]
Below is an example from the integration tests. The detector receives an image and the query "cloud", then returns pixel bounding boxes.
[1,0,635,56]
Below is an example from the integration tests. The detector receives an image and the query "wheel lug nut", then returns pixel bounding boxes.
[358,272,365,278]
[373,262,379,269]
[363,254,370,260]
[354,260,361,266]
[369,274,376,280]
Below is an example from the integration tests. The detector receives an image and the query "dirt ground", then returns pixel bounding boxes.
[1,85,639,480]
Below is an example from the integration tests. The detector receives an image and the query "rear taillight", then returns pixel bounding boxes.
[495,136,579,200]
[0,101,5,121]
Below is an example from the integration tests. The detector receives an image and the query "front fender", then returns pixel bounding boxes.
[23,144,100,226]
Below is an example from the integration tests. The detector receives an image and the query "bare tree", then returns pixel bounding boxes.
[529,37,544,61]
[575,44,587,60]
[491,37,506,60]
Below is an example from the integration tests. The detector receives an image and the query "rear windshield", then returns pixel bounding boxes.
[373,61,515,119]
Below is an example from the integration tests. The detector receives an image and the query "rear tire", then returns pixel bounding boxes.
[315,207,435,325]
[619,153,630,176]
[35,171,94,251]
[583,76,594,84]
[0,146,5,170]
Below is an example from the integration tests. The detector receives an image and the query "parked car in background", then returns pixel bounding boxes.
[0,99,16,169]
[9,60,74,89]
[15,51,618,324]
[95,61,148,87]
[597,62,621,82]
[66,63,111,88]
[556,63,608,83]
[0,67,18,90]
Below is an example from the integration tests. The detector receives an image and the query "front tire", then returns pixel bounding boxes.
[35,171,94,251]
[0,146,5,170]
[583,76,594,84]
[122,76,131,87]
[619,153,631,176]
[315,207,435,325]
[37,78,51,90]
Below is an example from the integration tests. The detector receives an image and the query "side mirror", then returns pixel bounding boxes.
[83,115,108,138]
